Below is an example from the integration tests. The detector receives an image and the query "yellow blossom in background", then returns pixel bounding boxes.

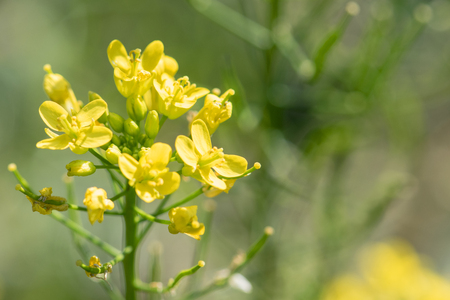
[321,241,450,300]
[175,119,247,190]
[26,187,68,215]
[118,143,180,203]
[43,64,81,113]
[83,187,114,225]
[85,256,102,278]
[36,99,112,154]
[153,76,209,119]
[168,206,205,240]
[192,89,234,134]
[107,39,164,97]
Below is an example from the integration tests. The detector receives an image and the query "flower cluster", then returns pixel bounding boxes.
[321,241,450,299]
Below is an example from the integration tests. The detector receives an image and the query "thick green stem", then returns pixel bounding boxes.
[123,185,137,300]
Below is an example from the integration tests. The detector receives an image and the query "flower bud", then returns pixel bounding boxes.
[122,146,132,155]
[89,91,108,123]
[111,134,121,146]
[124,118,140,137]
[127,95,148,122]
[44,71,71,103]
[108,112,125,133]
[66,160,96,177]
[106,144,121,164]
[145,110,159,139]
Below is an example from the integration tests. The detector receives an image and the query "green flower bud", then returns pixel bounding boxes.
[89,91,108,123]
[66,160,96,177]
[127,95,147,122]
[100,141,111,150]
[109,112,125,133]
[122,146,132,155]
[138,133,147,144]
[145,110,159,139]
[124,118,140,137]
[111,134,121,146]
[106,144,121,164]
[144,138,154,147]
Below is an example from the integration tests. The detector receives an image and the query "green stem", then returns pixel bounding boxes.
[94,165,120,170]
[183,227,273,300]
[158,188,204,214]
[137,195,172,243]
[9,164,33,193]
[134,207,172,225]
[123,185,137,300]
[159,115,168,128]
[89,148,112,166]
[51,211,121,257]
[68,204,123,215]
[110,189,128,201]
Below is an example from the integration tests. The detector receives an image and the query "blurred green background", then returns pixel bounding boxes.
[2,0,450,299]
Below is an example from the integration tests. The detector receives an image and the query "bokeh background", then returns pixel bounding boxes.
[2,0,450,299]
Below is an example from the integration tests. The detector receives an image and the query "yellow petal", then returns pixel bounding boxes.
[107,40,131,74]
[45,128,58,138]
[148,143,172,170]
[163,55,178,77]
[69,144,89,154]
[155,172,180,196]
[114,68,137,98]
[79,126,112,148]
[175,135,199,168]
[185,223,205,240]
[39,101,68,131]
[76,99,108,127]
[119,153,139,180]
[141,40,164,72]
[188,88,210,99]
[36,134,71,150]
[213,155,248,178]
[199,168,226,190]
[191,120,212,155]
[135,182,158,203]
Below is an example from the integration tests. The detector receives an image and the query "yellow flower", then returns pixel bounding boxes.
[85,256,102,277]
[43,64,81,113]
[175,119,247,190]
[36,99,113,154]
[153,76,209,119]
[26,187,68,215]
[321,241,450,300]
[144,55,179,112]
[168,206,205,240]
[192,89,234,134]
[203,178,236,198]
[83,187,114,225]
[107,39,164,97]
[118,143,180,203]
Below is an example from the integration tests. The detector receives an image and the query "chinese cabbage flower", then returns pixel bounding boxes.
[36,100,113,154]
[175,119,247,190]
[85,256,102,277]
[154,76,209,119]
[118,143,180,203]
[192,89,234,134]
[83,187,114,225]
[107,39,164,97]
[26,187,68,215]
[168,206,205,240]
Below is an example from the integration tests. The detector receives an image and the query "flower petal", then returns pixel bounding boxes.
[76,99,108,127]
[135,182,159,203]
[39,101,68,131]
[175,135,199,168]
[148,143,172,170]
[213,155,248,178]
[36,134,71,150]
[163,55,178,77]
[191,120,212,155]
[45,128,58,138]
[78,126,112,148]
[188,88,210,99]
[107,40,131,74]
[141,40,164,72]
[155,171,180,196]
[199,167,226,190]
[118,153,139,181]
